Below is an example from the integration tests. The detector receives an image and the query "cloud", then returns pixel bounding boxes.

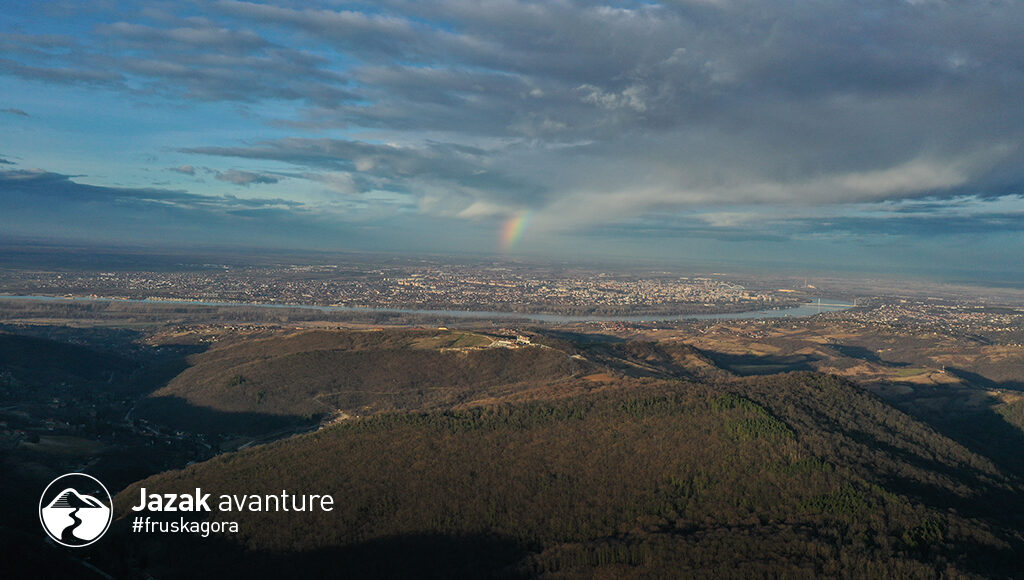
[565,193,1024,248]
[99,20,267,53]
[0,166,489,253]
[3,0,1024,251]
[214,169,280,186]
[183,1,1024,227]
[0,57,122,85]
[0,168,294,210]
[1,108,28,117]
[790,212,1024,238]
[0,156,13,165]
[303,171,359,195]
[169,165,196,175]
[577,84,648,112]
[1,16,352,105]
[184,137,541,211]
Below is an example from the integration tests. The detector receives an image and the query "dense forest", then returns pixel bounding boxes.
[104,372,1024,578]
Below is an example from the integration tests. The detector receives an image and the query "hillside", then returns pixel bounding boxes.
[137,329,595,434]
[106,372,1024,579]
[0,331,136,388]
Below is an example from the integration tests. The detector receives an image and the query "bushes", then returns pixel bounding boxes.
[725,416,795,441]
[713,393,763,413]
[714,393,795,441]
[902,518,944,549]
[801,483,868,517]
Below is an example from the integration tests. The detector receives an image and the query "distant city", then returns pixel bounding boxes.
[2,253,1022,341]
[0,262,795,316]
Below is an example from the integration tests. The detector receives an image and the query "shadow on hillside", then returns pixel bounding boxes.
[580,341,719,380]
[886,382,1024,480]
[0,528,109,580]
[135,395,319,439]
[0,322,144,352]
[829,344,910,367]
[842,425,1024,526]
[943,366,1024,390]
[0,331,136,381]
[934,411,1024,481]
[696,342,936,377]
[0,325,210,396]
[99,528,532,580]
[131,346,209,394]
[699,350,820,376]
[536,329,626,345]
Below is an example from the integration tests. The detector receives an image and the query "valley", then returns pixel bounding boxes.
[1,295,1023,578]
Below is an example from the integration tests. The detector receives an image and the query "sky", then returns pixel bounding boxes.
[2,1,1023,280]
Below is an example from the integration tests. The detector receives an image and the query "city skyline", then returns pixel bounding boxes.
[2,1,1024,280]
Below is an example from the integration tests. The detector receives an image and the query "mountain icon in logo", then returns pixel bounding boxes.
[48,488,107,509]
[39,473,112,547]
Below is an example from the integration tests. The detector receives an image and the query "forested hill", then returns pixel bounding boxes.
[106,372,1024,578]
[137,329,595,434]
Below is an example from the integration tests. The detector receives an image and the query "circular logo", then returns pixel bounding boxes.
[38,473,113,547]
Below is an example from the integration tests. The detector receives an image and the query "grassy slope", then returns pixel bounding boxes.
[997,399,1024,432]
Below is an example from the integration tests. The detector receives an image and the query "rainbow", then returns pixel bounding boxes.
[500,210,532,251]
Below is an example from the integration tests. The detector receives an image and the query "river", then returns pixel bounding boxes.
[0,294,853,323]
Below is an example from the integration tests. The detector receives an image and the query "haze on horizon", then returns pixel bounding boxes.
[2,1,1023,282]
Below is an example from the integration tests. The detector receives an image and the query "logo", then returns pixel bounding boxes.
[39,473,112,547]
